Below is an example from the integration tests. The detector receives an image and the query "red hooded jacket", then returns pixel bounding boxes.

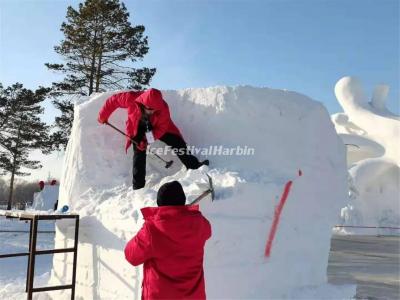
[124,205,212,300]
[98,89,182,151]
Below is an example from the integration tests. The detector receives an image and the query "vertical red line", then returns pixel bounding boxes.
[264,180,293,258]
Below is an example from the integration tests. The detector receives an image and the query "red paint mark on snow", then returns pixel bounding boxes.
[264,180,293,258]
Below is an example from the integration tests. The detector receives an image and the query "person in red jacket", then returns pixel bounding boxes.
[124,181,212,299]
[98,88,208,190]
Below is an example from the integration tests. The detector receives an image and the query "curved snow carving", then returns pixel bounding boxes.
[48,86,355,299]
[332,76,400,234]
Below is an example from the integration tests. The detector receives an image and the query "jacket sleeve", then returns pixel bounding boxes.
[98,92,131,122]
[124,223,153,266]
[204,218,212,241]
[153,104,171,140]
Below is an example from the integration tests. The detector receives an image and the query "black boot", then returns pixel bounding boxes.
[199,159,209,167]
[159,133,203,170]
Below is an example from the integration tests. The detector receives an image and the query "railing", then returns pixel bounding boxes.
[0,211,79,300]
[334,225,400,230]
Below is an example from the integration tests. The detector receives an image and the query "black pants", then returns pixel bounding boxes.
[132,133,201,189]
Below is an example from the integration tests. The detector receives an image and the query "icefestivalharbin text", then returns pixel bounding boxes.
[147,145,255,156]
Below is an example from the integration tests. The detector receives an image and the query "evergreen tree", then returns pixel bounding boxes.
[0,83,52,209]
[46,0,156,148]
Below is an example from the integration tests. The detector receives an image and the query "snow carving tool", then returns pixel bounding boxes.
[105,121,173,168]
[190,174,215,205]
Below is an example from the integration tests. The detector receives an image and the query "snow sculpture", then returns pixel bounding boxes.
[332,77,400,234]
[48,86,355,299]
[31,182,59,211]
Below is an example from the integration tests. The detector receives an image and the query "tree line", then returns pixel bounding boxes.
[0,0,155,209]
[0,178,41,209]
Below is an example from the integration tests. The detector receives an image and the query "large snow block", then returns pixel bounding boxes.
[48,86,355,299]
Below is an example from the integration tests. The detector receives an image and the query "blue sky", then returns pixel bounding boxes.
[0,0,399,118]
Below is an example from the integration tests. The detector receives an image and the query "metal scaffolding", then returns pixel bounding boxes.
[0,211,79,300]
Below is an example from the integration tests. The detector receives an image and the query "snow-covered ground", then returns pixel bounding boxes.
[0,233,400,300]
[2,231,398,299]
[41,86,356,299]
[332,77,400,235]
[0,229,54,300]
[0,209,57,299]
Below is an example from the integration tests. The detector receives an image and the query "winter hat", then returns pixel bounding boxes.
[157,181,186,206]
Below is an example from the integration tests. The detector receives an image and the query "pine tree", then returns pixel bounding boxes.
[0,83,52,209]
[46,0,156,149]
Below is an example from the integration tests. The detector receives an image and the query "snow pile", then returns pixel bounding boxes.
[48,86,355,299]
[0,272,50,300]
[31,185,59,211]
[332,77,400,235]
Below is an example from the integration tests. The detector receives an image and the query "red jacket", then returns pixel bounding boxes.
[98,89,182,151]
[125,205,212,300]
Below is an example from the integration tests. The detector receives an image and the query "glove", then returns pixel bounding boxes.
[98,115,108,124]
[138,140,148,151]
[132,134,144,144]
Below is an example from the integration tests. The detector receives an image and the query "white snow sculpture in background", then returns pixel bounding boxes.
[371,84,390,111]
[332,76,400,234]
[31,180,59,211]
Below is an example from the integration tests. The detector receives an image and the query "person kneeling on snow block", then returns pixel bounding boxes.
[98,88,208,190]
[124,181,212,299]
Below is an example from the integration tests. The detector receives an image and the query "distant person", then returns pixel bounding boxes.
[98,89,208,190]
[124,181,212,299]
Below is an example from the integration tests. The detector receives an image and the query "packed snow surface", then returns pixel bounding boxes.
[332,77,400,235]
[0,230,53,300]
[48,86,355,299]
